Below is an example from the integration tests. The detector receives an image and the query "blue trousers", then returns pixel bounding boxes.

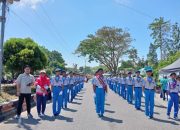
[62,86,68,108]
[144,89,154,117]
[127,85,133,103]
[52,86,63,115]
[134,87,142,109]
[110,83,113,90]
[67,86,71,103]
[69,84,74,102]
[121,84,126,99]
[75,84,79,95]
[167,93,179,118]
[96,88,105,115]
[113,84,117,93]
[117,83,121,96]
[36,94,47,114]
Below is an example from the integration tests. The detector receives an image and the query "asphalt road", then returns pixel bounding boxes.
[0,83,179,130]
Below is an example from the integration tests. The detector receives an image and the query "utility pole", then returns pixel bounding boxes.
[0,0,7,93]
[0,0,20,93]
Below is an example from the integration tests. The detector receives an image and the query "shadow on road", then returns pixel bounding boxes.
[152,117,179,125]
[56,115,73,122]
[139,109,160,115]
[105,109,115,113]
[64,108,78,113]
[76,95,83,98]
[154,104,167,109]
[71,101,82,105]
[4,117,41,130]
[105,103,111,106]
[101,116,123,124]
[74,98,83,100]
[78,92,86,94]
[40,115,55,121]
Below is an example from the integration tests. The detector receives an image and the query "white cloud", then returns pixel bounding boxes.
[16,0,48,9]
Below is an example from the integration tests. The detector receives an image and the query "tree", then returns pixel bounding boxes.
[128,47,138,67]
[39,46,65,73]
[147,43,158,67]
[119,60,134,69]
[168,22,180,55]
[158,51,180,70]
[149,17,171,60]
[79,66,84,72]
[3,38,47,77]
[75,26,133,74]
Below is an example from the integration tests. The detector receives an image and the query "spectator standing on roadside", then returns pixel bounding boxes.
[15,65,35,119]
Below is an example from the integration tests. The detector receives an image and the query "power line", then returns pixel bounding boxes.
[116,2,155,20]
[39,3,75,51]
[9,8,73,65]
[10,9,42,37]
[31,9,72,56]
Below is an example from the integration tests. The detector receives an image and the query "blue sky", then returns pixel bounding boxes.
[4,0,180,67]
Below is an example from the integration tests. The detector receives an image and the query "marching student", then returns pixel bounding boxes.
[167,72,180,120]
[92,68,108,117]
[126,72,134,104]
[134,70,144,110]
[51,68,63,117]
[144,66,156,119]
[121,73,127,99]
[62,70,69,109]
[117,74,122,96]
[35,70,50,117]
[92,70,99,105]
[68,71,75,102]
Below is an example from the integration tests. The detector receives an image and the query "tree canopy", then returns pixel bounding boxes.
[75,26,133,74]
[3,38,47,76]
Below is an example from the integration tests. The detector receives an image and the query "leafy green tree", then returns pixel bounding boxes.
[75,26,132,74]
[3,38,47,77]
[79,66,84,72]
[147,43,158,67]
[158,51,180,69]
[119,60,134,70]
[39,46,65,72]
[168,22,180,55]
[149,17,171,60]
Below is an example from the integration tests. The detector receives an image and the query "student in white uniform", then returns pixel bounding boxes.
[92,68,108,117]
[126,72,134,104]
[134,70,144,110]
[167,72,180,120]
[144,66,156,119]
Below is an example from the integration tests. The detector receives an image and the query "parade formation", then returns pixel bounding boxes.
[14,65,180,123]
[92,66,180,120]
[15,65,86,120]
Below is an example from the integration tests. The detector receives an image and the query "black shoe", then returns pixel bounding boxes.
[27,113,33,118]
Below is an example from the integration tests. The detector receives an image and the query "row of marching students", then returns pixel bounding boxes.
[15,65,86,120]
[107,66,180,120]
[36,68,86,117]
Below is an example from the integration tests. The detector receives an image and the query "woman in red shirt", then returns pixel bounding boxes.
[35,70,50,117]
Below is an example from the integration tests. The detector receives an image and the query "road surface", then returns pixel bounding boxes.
[0,83,179,130]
